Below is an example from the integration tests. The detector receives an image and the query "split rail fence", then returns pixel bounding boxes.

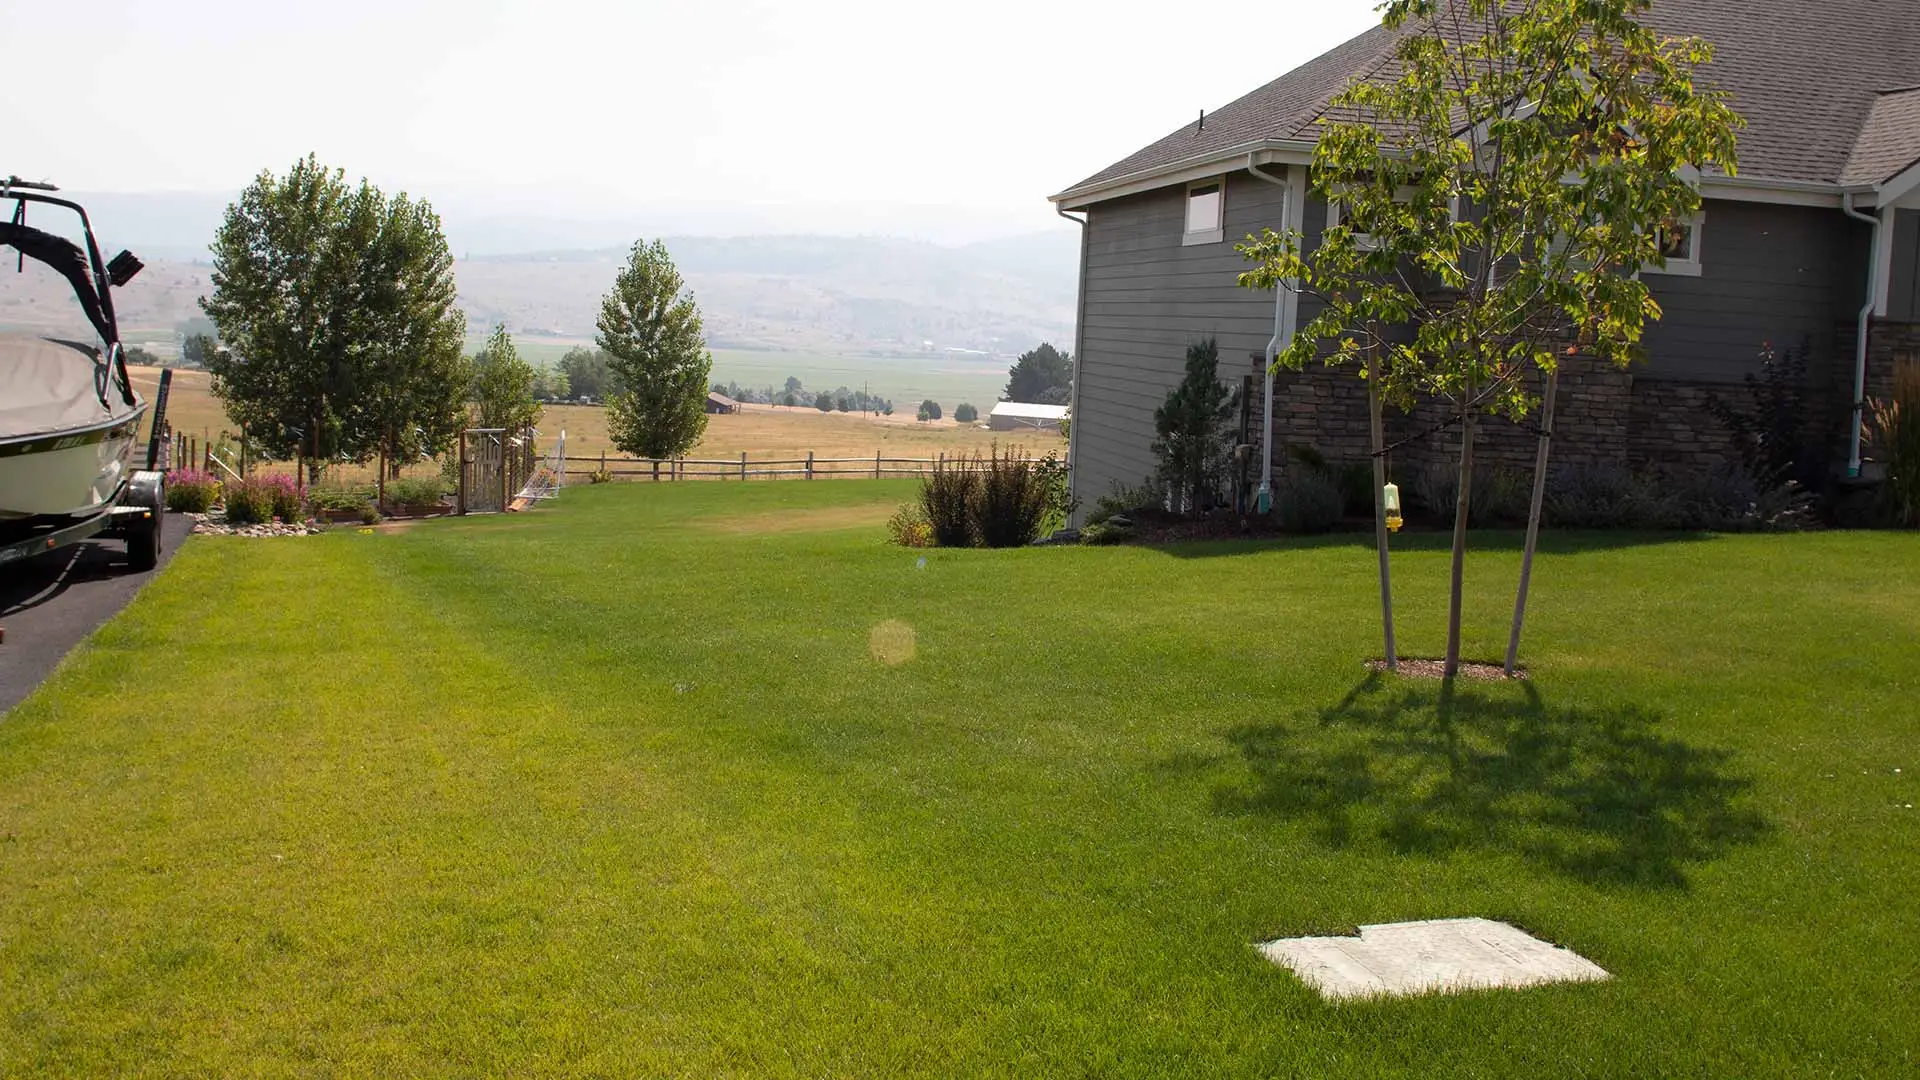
[568,451,1060,482]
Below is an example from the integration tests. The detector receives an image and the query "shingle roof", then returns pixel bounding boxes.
[1841,87,1920,188]
[1058,0,1920,199]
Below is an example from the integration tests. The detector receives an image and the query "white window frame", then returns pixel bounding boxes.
[1182,177,1226,246]
[1644,208,1705,277]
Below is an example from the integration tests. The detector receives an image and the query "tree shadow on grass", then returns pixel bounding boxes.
[1205,676,1769,889]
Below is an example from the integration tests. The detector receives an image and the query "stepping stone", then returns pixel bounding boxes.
[1258,918,1609,1001]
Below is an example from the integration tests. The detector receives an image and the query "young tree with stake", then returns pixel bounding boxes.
[1240,0,1740,676]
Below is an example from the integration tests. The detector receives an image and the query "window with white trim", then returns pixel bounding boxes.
[1183,178,1225,246]
[1646,210,1704,277]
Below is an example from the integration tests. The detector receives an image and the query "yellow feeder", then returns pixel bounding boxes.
[1383,482,1403,533]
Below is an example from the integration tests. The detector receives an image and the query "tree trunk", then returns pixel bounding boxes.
[1368,352,1397,670]
[1506,369,1559,675]
[1445,409,1476,677]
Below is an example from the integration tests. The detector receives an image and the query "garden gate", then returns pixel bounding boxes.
[457,427,537,514]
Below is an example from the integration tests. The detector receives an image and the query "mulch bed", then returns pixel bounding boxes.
[1366,658,1528,681]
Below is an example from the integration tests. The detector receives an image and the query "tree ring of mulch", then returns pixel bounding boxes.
[1366,658,1528,681]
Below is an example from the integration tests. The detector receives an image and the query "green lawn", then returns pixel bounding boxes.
[2,481,1916,1077]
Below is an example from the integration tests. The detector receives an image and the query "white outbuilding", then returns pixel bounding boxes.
[988,401,1069,432]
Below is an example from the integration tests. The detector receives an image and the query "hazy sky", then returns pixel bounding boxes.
[4,0,1382,242]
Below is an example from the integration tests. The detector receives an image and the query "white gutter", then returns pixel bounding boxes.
[1842,192,1889,478]
[1051,140,1316,210]
[1057,206,1090,520]
[1245,155,1291,514]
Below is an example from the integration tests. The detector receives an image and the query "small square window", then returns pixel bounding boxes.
[1184,179,1224,245]
[1647,211,1704,276]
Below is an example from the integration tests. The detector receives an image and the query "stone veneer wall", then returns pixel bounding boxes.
[1832,317,1919,464]
[1239,324,1920,481]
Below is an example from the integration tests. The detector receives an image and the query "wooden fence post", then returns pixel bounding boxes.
[500,438,510,510]
[652,459,660,482]
[875,450,882,479]
[456,430,467,515]
[600,449,606,474]
[806,451,814,480]
[937,451,944,475]
[740,451,748,481]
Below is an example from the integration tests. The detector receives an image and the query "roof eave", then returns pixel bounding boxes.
[1050,141,1318,210]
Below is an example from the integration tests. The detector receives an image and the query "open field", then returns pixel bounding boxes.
[1,481,1916,1076]
[472,334,1014,412]
[125,367,1064,483]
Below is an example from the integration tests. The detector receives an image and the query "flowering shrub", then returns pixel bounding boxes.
[886,503,933,547]
[224,475,304,525]
[165,469,220,513]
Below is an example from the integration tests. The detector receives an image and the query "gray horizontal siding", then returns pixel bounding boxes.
[1889,209,1920,324]
[1072,169,1300,508]
[1639,199,1863,384]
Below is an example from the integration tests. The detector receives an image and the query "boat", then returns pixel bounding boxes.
[0,177,149,521]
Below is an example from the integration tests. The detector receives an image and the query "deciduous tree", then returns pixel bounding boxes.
[1002,343,1073,405]
[202,155,468,483]
[469,324,542,431]
[1240,0,1740,675]
[597,239,712,459]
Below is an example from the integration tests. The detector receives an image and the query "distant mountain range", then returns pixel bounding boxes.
[0,191,1078,357]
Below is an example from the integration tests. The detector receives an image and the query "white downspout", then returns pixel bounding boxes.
[1057,206,1090,520]
[1246,155,1291,514]
[1842,192,1888,478]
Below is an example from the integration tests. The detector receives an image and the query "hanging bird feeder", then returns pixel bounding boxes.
[1383,481,1403,533]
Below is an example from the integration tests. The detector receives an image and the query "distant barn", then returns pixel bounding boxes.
[988,401,1068,432]
[706,392,740,414]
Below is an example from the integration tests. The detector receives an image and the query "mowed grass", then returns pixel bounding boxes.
[126,367,1063,484]
[2,482,1917,1077]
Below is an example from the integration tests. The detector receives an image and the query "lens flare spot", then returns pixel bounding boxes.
[869,620,917,666]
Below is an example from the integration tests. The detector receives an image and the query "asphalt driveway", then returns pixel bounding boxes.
[0,512,194,715]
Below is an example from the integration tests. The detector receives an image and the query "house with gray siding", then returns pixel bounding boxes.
[1050,0,1920,516]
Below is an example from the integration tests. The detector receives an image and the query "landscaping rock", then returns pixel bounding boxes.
[187,511,322,537]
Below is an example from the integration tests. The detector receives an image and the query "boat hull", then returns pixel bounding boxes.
[0,410,147,519]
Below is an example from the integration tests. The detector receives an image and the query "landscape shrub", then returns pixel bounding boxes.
[919,463,979,547]
[1409,462,1531,525]
[1274,470,1344,534]
[1079,520,1134,545]
[886,503,934,548]
[1870,358,1920,527]
[588,468,614,484]
[953,402,979,424]
[1151,338,1236,515]
[263,475,304,521]
[357,503,382,525]
[1088,480,1163,525]
[973,449,1055,548]
[1284,444,1373,517]
[1543,463,1654,529]
[1708,340,1822,490]
[1545,462,1808,531]
[306,485,375,513]
[911,450,1074,548]
[222,476,284,525]
[386,476,446,510]
[164,469,220,513]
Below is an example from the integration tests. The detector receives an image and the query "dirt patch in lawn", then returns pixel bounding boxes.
[699,503,895,536]
[1367,658,1528,681]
